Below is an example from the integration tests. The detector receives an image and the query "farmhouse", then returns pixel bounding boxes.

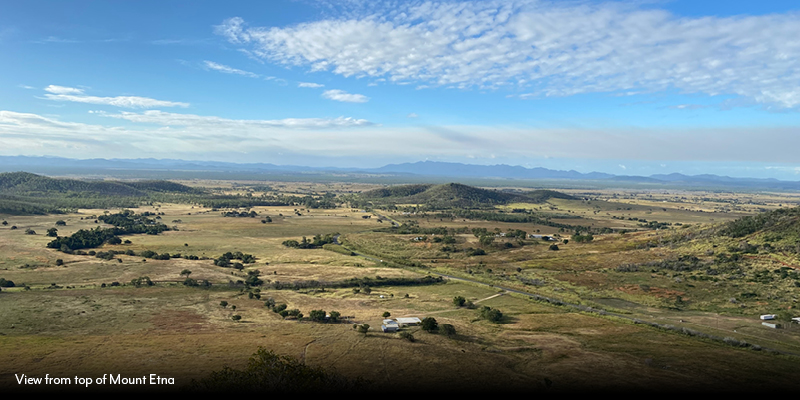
[529,234,556,241]
[381,319,399,332]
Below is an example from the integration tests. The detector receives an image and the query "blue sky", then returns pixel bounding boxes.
[1,0,800,179]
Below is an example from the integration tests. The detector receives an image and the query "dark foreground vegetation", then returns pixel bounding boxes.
[187,347,364,393]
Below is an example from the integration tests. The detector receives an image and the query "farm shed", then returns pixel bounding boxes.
[396,317,422,326]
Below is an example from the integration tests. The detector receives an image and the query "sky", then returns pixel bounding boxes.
[1,0,800,179]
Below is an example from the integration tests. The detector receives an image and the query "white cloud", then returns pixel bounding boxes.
[203,60,260,78]
[216,1,800,108]
[18,84,35,90]
[322,89,369,103]
[97,110,373,129]
[44,85,84,95]
[298,82,325,88]
[407,113,418,118]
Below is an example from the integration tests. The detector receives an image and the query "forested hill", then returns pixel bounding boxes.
[0,172,344,215]
[359,183,575,208]
[720,206,800,241]
[0,172,199,196]
[0,172,203,215]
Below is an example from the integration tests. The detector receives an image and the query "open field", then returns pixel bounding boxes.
[2,179,800,392]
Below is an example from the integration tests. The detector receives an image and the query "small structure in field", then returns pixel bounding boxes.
[396,317,422,327]
[762,322,782,329]
[381,319,399,332]
[760,314,777,320]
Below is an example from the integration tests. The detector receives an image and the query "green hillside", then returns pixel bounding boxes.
[0,172,202,215]
[360,183,575,208]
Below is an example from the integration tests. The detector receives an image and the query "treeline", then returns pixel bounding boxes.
[432,209,584,230]
[46,211,169,252]
[282,234,337,249]
[214,251,257,269]
[265,275,444,290]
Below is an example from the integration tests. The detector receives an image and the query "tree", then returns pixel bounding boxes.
[187,347,362,392]
[231,305,237,311]
[55,259,63,266]
[309,309,326,322]
[55,220,66,226]
[245,269,263,286]
[46,228,58,237]
[329,311,341,323]
[1,221,7,226]
[453,296,466,307]
[131,276,153,287]
[440,324,456,337]
[25,229,36,235]
[421,317,438,332]
[356,324,370,336]
[549,244,559,251]
[231,315,242,322]
[382,311,391,318]
[181,269,192,278]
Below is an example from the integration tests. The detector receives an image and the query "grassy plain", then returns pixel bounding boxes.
[2,181,800,392]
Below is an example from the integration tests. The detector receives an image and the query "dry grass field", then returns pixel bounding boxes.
[3,181,800,392]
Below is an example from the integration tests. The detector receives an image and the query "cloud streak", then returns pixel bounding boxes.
[97,110,374,129]
[203,60,260,78]
[42,85,189,108]
[216,1,800,108]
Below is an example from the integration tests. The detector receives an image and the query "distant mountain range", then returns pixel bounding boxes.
[1,156,799,190]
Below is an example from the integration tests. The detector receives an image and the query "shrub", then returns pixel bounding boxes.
[549,244,559,251]
[399,331,415,342]
[453,296,466,307]
[479,306,503,323]
[421,317,438,332]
